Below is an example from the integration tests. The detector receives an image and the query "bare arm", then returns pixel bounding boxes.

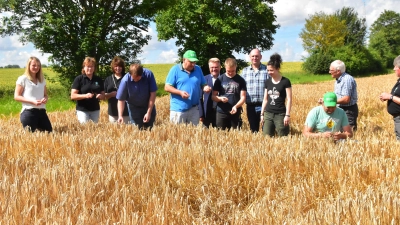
[212,90,228,103]
[105,91,117,100]
[71,89,93,100]
[260,88,268,116]
[380,93,400,104]
[14,84,36,104]
[143,91,156,123]
[235,90,246,108]
[118,100,125,118]
[337,96,350,105]
[333,125,353,140]
[285,87,292,116]
[164,84,181,95]
[303,126,332,138]
[147,91,156,115]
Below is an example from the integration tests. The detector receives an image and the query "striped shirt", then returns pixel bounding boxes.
[334,72,358,107]
[241,64,269,104]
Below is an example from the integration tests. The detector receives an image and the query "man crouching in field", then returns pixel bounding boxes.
[303,92,353,141]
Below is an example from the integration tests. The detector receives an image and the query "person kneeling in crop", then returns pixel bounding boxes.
[303,92,353,141]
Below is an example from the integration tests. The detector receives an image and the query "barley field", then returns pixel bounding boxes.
[0,73,399,224]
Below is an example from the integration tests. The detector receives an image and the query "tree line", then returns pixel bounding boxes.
[0,1,397,90]
[300,8,400,76]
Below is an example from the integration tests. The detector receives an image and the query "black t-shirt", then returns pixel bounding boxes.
[264,76,291,114]
[213,74,247,114]
[104,74,129,116]
[71,74,104,111]
[387,79,400,116]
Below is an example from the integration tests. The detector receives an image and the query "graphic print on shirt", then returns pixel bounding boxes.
[320,117,339,132]
[268,87,280,105]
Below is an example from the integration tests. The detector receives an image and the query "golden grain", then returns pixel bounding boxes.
[0,73,399,224]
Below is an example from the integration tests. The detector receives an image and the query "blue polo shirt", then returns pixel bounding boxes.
[116,69,158,108]
[165,64,206,112]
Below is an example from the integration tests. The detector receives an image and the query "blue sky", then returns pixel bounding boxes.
[0,0,397,68]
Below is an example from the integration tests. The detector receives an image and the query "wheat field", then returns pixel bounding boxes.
[0,73,399,224]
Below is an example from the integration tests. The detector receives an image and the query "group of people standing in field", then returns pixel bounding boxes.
[13,51,400,141]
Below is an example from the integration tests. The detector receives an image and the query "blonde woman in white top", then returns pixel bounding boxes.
[14,56,52,132]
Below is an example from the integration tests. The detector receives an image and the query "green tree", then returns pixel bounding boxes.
[155,0,279,74]
[369,10,400,68]
[0,0,174,87]
[334,7,367,47]
[299,12,347,53]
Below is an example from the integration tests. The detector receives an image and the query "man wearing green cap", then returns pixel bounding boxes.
[165,50,211,125]
[303,92,353,141]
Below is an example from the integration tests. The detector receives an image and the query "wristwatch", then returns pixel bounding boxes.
[390,95,394,100]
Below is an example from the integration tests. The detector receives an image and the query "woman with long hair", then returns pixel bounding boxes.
[14,56,53,132]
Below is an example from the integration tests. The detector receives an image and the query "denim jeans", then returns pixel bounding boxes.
[170,105,200,126]
[20,108,52,132]
[76,110,100,124]
[262,111,289,137]
[246,105,262,132]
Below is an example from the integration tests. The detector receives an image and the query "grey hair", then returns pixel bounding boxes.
[330,60,346,73]
[393,55,400,68]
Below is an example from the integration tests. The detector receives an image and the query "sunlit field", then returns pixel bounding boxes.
[0,70,399,224]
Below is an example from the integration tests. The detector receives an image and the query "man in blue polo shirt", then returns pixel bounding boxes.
[116,63,157,130]
[164,50,212,125]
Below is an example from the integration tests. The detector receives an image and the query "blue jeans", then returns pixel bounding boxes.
[20,108,52,132]
[394,115,400,141]
[76,110,100,124]
[246,105,262,132]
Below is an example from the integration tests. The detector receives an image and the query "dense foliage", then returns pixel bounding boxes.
[155,0,279,74]
[0,0,175,87]
[299,12,347,53]
[368,10,400,69]
[301,7,384,76]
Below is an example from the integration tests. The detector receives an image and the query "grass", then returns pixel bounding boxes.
[0,72,399,223]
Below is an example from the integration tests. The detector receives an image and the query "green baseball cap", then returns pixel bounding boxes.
[323,92,337,107]
[183,50,199,62]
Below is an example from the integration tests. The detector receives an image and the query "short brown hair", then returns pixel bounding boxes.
[129,63,143,76]
[81,57,96,74]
